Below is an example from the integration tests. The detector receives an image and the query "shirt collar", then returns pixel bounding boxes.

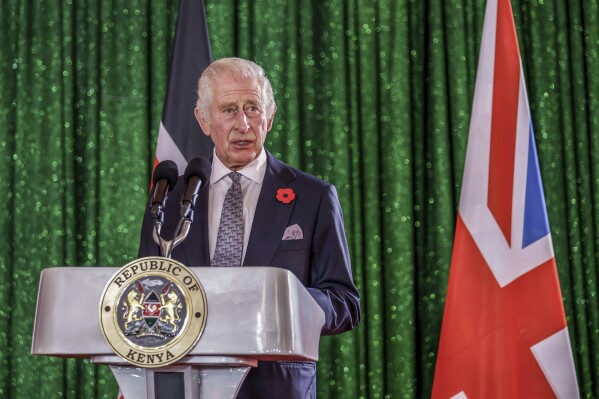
[210,149,267,185]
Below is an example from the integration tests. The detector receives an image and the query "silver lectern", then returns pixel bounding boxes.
[31,266,325,399]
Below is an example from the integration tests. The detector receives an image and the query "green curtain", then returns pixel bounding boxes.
[1,0,597,397]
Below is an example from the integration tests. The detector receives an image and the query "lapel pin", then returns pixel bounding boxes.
[276,188,296,204]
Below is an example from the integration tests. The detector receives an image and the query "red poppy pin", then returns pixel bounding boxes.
[276,188,296,204]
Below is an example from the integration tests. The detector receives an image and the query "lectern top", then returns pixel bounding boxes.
[31,266,324,362]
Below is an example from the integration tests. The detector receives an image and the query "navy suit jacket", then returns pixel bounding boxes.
[138,151,360,398]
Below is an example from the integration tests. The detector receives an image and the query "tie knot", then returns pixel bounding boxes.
[229,172,241,184]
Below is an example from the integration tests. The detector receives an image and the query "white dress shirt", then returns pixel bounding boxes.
[208,149,267,264]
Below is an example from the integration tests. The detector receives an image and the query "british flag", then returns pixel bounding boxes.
[431,0,579,397]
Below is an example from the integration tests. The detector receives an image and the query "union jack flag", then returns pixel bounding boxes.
[431,0,579,397]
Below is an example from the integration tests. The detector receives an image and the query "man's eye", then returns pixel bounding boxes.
[245,106,261,116]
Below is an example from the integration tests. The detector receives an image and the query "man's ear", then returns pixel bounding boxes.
[266,110,276,132]
[194,106,210,136]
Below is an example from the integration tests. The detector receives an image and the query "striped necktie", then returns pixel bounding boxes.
[211,172,243,267]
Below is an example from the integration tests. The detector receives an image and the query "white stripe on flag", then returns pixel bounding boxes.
[531,327,580,399]
[156,120,188,175]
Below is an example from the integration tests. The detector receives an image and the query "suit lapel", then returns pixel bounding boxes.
[243,152,296,267]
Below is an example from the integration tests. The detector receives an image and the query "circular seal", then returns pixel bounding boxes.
[99,256,207,368]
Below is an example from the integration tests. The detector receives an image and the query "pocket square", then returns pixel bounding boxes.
[282,224,303,240]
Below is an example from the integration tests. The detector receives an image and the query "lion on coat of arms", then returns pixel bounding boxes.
[160,291,182,333]
[123,289,145,330]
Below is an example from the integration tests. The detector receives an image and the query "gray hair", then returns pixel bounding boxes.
[196,57,276,120]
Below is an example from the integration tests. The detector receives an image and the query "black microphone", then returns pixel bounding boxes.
[150,160,179,220]
[180,157,211,219]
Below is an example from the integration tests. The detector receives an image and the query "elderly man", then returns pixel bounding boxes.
[139,57,360,398]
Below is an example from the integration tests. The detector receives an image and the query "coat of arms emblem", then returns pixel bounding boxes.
[99,257,207,367]
[121,280,183,339]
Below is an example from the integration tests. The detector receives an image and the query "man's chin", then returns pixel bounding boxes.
[228,153,258,170]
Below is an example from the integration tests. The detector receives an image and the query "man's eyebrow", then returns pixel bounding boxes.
[217,101,237,109]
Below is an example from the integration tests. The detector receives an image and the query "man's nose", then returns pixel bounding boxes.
[234,111,250,133]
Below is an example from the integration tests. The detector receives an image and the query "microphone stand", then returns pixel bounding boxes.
[151,157,209,258]
[152,209,194,259]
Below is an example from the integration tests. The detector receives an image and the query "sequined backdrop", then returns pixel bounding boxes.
[1,0,597,398]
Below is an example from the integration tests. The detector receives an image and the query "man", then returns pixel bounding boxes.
[138,57,360,398]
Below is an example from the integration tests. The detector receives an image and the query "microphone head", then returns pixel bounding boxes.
[184,157,211,188]
[152,160,179,190]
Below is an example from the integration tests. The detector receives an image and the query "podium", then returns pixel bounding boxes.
[31,266,325,399]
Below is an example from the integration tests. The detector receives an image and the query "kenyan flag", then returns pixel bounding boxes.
[153,0,213,175]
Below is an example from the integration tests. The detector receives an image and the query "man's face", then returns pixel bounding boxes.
[195,76,273,170]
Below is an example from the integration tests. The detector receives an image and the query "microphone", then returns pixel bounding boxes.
[180,157,211,219]
[150,160,179,220]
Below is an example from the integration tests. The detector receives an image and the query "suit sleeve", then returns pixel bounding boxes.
[306,185,360,336]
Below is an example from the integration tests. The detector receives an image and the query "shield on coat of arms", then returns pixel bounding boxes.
[142,290,161,328]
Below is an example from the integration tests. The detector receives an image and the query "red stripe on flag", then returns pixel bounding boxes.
[487,0,521,246]
[149,156,160,190]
